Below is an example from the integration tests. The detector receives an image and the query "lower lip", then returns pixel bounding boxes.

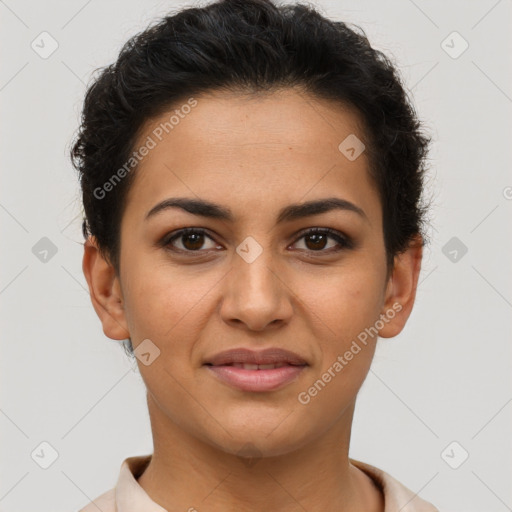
[205,364,306,392]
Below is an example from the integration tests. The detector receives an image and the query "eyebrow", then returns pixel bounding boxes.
[145,196,368,224]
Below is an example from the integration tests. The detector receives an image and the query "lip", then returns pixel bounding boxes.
[203,348,308,392]
[204,347,308,366]
[205,364,306,392]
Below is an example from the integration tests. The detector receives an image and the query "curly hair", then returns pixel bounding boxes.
[71,0,431,286]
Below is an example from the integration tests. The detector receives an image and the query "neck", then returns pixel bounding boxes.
[137,394,384,512]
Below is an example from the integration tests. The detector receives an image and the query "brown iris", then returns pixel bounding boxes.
[182,232,205,250]
[304,233,328,251]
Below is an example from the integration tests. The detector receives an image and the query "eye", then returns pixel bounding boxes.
[161,227,353,255]
[291,227,353,253]
[162,228,221,252]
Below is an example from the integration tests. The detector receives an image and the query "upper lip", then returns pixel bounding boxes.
[204,348,308,366]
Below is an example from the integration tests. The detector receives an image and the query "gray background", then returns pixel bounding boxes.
[1,1,511,511]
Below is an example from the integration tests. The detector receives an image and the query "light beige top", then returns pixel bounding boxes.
[78,454,439,512]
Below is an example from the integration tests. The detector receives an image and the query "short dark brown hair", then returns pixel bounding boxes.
[71,0,431,275]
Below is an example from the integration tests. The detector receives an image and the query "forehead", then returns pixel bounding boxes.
[123,88,380,225]
[137,87,366,161]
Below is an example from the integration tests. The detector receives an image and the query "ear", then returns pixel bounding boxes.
[378,234,423,338]
[82,236,130,340]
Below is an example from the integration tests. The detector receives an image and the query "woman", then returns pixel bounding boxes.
[73,0,436,510]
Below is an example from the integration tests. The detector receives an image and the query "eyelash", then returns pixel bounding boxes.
[160,227,354,256]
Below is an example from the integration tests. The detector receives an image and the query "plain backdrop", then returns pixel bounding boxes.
[1,1,511,511]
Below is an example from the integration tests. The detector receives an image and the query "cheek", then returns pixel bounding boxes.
[299,267,383,387]
[300,265,384,340]
[120,263,192,341]
[121,263,222,368]
[295,272,382,419]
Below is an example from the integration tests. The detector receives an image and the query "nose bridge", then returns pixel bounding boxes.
[220,236,292,330]
[234,236,280,300]
[237,241,276,289]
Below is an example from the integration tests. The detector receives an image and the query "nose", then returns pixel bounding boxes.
[219,246,294,332]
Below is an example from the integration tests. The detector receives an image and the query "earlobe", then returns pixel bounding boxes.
[378,235,423,339]
[82,236,130,340]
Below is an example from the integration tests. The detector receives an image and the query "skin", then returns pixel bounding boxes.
[83,87,422,512]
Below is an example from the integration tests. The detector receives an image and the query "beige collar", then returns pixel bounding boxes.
[80,454,439,512]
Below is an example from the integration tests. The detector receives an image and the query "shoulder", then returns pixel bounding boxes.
[78,487,116,512]
[350,458,439,512]
[76,454,153,512]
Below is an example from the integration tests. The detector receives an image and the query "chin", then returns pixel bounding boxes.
[205,421,314,460]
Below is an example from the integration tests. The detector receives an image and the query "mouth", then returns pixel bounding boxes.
[204,362,304,370]
[203,348,308,392]
[203,347,308,367]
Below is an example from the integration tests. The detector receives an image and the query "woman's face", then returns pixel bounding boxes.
[85,88,421,457]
